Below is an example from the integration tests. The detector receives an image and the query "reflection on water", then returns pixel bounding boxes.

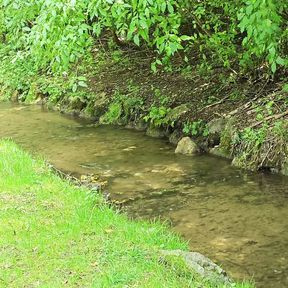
[0,103,288,287]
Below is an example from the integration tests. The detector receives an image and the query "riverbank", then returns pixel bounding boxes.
[0,139,252,287]
[1,44,287,176]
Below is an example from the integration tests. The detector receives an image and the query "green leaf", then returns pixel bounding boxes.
[283,84,288,92]
[180,35,191,41]
[271,62,276,73]
[151,62,157,73]
[72,83,77,92]
[276,56,285,66]
[78,81,88,88]
[133,34,140,46]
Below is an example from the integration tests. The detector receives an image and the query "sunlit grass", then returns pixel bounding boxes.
[0,140,253,287]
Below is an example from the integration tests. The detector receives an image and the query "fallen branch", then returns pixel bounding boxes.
[249,109,288,130]
[259,145,273,167]
[200,94,231,112]
[226,94,260,117]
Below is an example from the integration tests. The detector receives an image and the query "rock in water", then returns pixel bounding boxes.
[160,250,232,285]
[175,137,199,155]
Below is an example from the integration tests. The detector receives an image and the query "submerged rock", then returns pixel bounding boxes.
[175,137,199,155]
[160,250,232,285]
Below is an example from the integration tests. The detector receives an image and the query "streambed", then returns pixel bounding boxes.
[1,103,287,287]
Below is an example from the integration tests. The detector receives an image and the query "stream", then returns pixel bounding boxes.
[0,103,287,287]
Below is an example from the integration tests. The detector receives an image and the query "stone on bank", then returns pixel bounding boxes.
[160,250,232,286]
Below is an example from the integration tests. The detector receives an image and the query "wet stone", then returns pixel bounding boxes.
[160,250,232,286]
[175,137,199,155]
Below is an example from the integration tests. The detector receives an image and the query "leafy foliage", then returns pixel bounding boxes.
[183,120,209,137]
[100,91,144,124]
[88,0,186,68]
[0,0,287,99]
[1,0,286,166]
[144,105,171,127]
[238,0,288,72]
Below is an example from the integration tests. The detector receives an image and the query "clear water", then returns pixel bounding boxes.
[1,103,287,287]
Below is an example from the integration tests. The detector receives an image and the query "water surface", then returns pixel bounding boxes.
[0,103,287,287]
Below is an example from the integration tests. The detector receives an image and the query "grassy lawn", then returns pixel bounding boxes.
[0,140,252,287]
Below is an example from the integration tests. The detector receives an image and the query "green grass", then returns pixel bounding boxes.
[0,140,252,287]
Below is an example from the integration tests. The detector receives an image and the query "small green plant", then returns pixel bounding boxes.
[240,125,268,148]
[100,102,122,124]
[144,89,172,127]
[101,91,144,124]
[183,120,209,137]
[144,105,171,127]
[253,98,276,122]
[35,74,68,103]
[69,76,88,93]
[272,120,288,139]
[283,83,288,92]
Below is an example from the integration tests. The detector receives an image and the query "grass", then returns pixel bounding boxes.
[0,140,253,287]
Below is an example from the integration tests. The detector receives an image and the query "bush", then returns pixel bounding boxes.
[0,0,287,78]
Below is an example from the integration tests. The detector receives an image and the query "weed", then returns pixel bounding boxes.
[183,120,209,137]
[100,102,122,124]
[101,91,144,124]
[144,105,171,127]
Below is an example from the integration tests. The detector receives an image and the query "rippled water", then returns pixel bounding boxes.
[0,103,287,287]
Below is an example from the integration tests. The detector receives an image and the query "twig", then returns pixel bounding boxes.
[200,94,231,112]
[260,145,273,167]
[226,94,260,117]
[226,80,273,117]
[249,109,288,129]
[191,14,211,37]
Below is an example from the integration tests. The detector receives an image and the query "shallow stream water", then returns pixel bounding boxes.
[0,103,287,287]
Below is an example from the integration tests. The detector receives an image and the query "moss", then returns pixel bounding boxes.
[218,119,236,156]
[100,102,123,124]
